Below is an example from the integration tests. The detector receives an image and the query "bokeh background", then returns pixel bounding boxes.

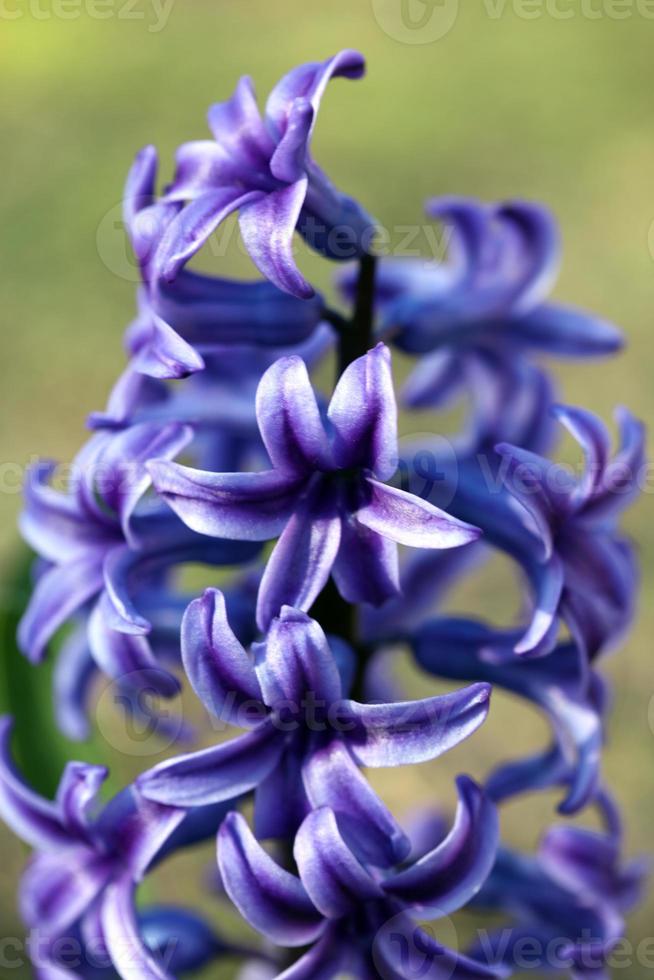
[1,1,653,977]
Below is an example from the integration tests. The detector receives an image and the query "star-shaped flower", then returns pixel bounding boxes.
[148,344,480,630]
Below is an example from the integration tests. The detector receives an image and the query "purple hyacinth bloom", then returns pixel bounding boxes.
[339,198,622,409]
[18,423,259,698]
[470,825,646,977]
[217,777,505,979]
[148,344,480,630]
[0,717,186,976]
[123,146,327,379]
[150,51,375,298]
[412,621,607,814]
[138,599,491,868]
[498,404,645,659]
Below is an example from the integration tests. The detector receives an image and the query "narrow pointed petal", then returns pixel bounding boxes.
[257,607,342,707]
[384,776,499,916]
[357,478,480,549]
[328,343,398,480]
[255,355,330,473]
[552,405,611,509]
[341,684,490,768]
[256,479,342,631]
[294,807,383,918]
[53,624,97,741]
[124,145,157,229]
[131,312,205,380]
[513,303,623,357]
[239,178,312,298]
[18,557,104,663]
[218,811,324,947]
[302,738,410,868]
[148,460,302,540]
[102,875,172,980]
[494,443,570,558]
[516,554,564,655]
[137,721,284,807]
[206,75,274,171]
[265,50,366,138]
[181,588,262,724]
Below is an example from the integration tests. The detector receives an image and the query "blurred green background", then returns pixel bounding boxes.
[1,1,653,976]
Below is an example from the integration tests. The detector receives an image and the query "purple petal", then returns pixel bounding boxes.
[218,811,324,947]
[401,348,462,410]
[20,849,113,936]
[302,738,410,868]
[124,145,157,231]
[254,740,310,840]
[327,343,398,481]
[130,311,206,380]
[95,787,185,880]
[275,927,347,979]
[256,478,342,631]
[294,807,383,918]
[265,50,366,139]
[357,478,480,549]
[255,355,330,473]
[341,683,490,768]
[181,588,262,724]
[270,99,314,183]
[20,462,114,563]
[148,460,303,541]
[18,557,104,663]
[239,178,312,298]
[53,623,97,741]
[512,303,624,357]
[88,596,180,698]
[154,188,264,283]
[516,554,564,655]
[584,407,645,521]
[137,720,284,806]
[206,75,274,175]
[0,717,70,850]
[256,607,342,707]
[492,200,560,313]
[383,776,499,916]
[101,875,173,980]
[56,761,108,839]
[332,513,400,605]
[494,443,570,559]
[552,405,611,510]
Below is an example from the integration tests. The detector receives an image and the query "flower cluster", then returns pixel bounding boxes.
[0,51,646,979]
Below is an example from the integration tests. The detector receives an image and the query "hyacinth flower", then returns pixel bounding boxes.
[469,825,646,978]
[497,403,645,659]
[148,343,480,631]
[0,717,187,975]
[412,621,607,814]
[139,600,491,867]
[217,777,505,979]
[398,403,644,659]
[18,422,259,698]
[150,51,375,299]
[339,197,623,409]
[123,146,328,380]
